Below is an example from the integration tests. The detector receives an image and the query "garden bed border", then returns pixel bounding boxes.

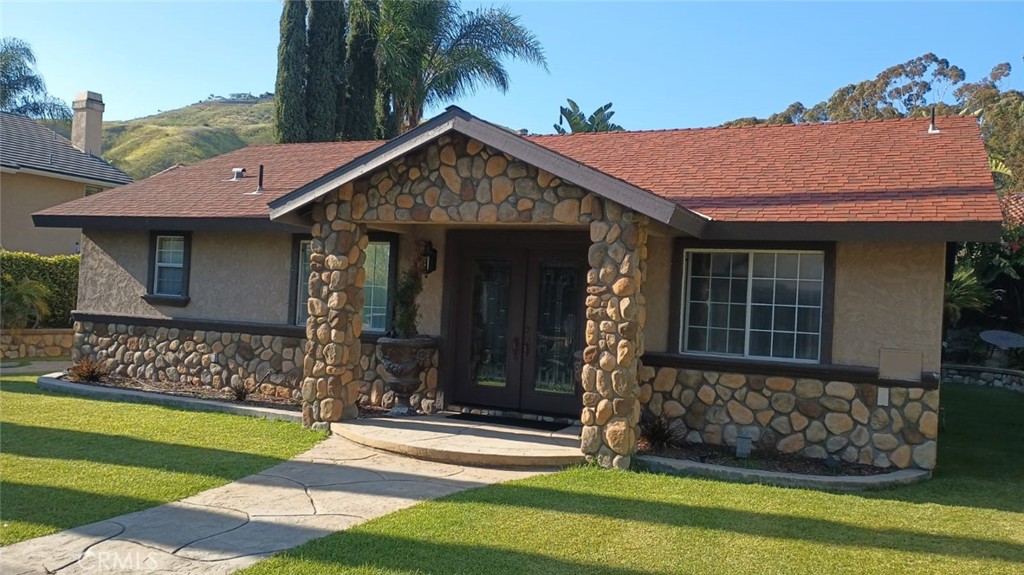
[638,454,931,491]
[36,373,302,423]
[941,364,1024,393]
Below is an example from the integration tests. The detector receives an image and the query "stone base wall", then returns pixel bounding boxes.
[73,321,305,399]
[639,364,939,470]
[942,364,1024,393]
[355,341,441,413]
[1,328,73,359]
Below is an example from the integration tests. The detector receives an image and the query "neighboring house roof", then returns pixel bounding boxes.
[0,112,133,186]
[1002,191,1024,225]
[34,107,1002,240]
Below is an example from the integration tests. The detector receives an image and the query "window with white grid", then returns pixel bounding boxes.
[361,241,392,332]
[153,236,186,296]
[681,250,824,362]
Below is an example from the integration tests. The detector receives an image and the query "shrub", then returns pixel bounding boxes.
[944,266,993,327]
[0,250,79,328]
[68,357,110,382]
[0,275,51,329]
[639,411,687,452]
[228,377,257,401]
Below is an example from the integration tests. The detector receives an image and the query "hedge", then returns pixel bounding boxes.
[1,250,79,328]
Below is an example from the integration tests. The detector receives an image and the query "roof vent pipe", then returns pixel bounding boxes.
[928,107,940,134]
[245,164,265,195]
[230,167,246,181]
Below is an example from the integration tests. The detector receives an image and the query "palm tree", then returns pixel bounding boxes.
[553,99,624,134]
[0,37,70,120]
[376,0,546,134]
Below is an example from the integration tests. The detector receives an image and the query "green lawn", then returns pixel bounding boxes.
[0,375,324,545]
[244,383,1024,575]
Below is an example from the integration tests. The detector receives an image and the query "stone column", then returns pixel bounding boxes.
[580,201,648,469]
[301,191,366,428]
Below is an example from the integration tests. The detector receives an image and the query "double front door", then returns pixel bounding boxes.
[451,234,588,416]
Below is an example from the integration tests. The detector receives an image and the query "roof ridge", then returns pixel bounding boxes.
[527,114,974,139]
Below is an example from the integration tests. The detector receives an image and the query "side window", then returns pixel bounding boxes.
[292,234,396,330]
[362,240,393,332]
[295,240,312,325]
[146,232,191,304]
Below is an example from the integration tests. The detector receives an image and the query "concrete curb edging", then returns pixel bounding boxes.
[36,374,302,423]
[637,454,930,491]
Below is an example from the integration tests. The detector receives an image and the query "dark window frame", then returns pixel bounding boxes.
[289,232,399,332]
[669,239,836,365]
[143,231,192,307]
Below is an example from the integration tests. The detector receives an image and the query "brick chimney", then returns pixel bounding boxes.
[71,91,104,156]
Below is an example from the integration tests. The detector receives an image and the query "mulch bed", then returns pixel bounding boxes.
[59,374,301,412]
[638,438,892,476]
[358,405,397,419]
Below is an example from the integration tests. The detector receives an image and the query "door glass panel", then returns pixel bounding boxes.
[470,260,511,388]
[533,263,581,395]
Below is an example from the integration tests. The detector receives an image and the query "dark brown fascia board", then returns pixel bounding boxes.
[267,106,710,238]
[699,220,1003,242]
[32,214,310,233]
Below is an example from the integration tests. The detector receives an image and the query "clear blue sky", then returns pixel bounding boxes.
[3,1,1022,132]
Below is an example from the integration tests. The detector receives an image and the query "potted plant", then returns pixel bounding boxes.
[375,246,436,415]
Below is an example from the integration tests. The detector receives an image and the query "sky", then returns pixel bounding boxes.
[2,1,1022,133]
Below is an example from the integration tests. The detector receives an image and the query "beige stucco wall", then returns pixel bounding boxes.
[0,172,88,255]
[643,235,672,353]
[78,229,295,324]
[832,241,945,373]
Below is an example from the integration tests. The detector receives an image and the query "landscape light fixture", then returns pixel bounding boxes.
[735,433,752,459]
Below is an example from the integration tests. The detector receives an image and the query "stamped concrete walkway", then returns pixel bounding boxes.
[1,435,544,575]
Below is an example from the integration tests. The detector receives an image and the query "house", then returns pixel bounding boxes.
[34,108,1002,471]
[1,92,132,255]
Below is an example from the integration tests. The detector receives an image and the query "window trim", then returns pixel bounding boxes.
[289,232,399,332]
[143,231,191,307]
[670,239,835,365]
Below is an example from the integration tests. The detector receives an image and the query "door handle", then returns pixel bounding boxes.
[522,340,529,358]
[512,337,520,361]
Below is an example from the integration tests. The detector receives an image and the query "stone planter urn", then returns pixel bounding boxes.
[375,336,436,415]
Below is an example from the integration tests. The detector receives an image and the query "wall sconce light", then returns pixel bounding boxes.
[421,241,438,276]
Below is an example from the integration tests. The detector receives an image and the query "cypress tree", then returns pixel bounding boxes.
[306,0,346,142]
[342,0,379,140]
[274,0,309,143]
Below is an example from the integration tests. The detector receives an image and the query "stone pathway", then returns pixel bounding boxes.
[1,436,544,575]
[0,361,70,376]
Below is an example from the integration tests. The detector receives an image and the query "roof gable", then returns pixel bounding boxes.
[267,107,709,235]
[0,112,133,186]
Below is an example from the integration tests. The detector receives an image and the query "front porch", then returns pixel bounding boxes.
[294,129,649,469]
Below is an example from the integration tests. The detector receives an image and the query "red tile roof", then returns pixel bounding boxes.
[1002,191,1024,225]
[37,114,1000,226]
[527,115,1000,224]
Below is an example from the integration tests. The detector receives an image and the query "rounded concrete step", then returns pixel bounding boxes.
[332,415,585,468]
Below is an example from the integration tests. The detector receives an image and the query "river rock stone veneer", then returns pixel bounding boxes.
[639,365,939,469]
[317,133,603,227]
[579,207,649,470]
[72,321,305,398]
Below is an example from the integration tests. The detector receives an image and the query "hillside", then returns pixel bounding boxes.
[58,99,276,179]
